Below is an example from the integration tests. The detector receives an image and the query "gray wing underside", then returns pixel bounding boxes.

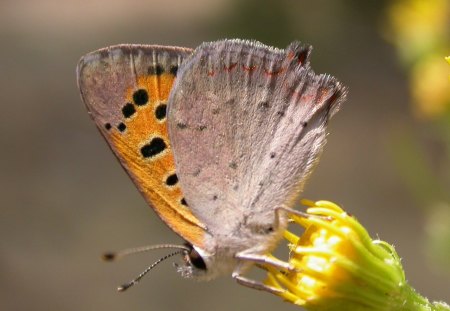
[168,39,347,232]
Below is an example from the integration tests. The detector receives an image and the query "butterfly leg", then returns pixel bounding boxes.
[275,205,309,220]
[232,206,312,293]
[235,251,294,272]
[232,271,284,294]
[232,249,295,293]
[275,205,331,222]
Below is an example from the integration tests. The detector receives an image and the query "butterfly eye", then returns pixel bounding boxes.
[187,247,207,271]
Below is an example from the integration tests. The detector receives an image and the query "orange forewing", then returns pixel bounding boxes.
[77,45,206,247]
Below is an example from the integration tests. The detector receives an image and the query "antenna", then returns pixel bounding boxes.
[102,244,191,292]
[102,244,190,261]
[117,250,184,292]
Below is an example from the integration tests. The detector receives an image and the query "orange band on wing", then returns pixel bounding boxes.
[109,73,206,247]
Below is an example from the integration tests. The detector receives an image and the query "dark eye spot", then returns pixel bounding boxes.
[212,195,218,201]
[270,152,276,159]
[181,198,188,206]
[155,104,167,120]
[133,89,149,106]
[118,123,126,132]
[301,121,308,127]
[165,174,178,186]
[104,123,112,130]
[140,137,166,158]
[122,103,136,118]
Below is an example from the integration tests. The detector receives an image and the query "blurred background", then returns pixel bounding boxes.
[1,0,449,310]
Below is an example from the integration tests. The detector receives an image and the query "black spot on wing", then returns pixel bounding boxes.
[133,89,149,106]
[155,104,167,120]
[259,101,270,109]
[148,65,164,75]
[140,137,166,158]
[165,174,178,186]
[177,122,187,129]
[122,103,136,118]
[169,65,178,76]
[118,123,126,132]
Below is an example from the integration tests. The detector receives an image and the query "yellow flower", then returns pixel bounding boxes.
[410,54,450,119]
[384,0,449,65]
[264,200,449,311]
[383,0,450,120]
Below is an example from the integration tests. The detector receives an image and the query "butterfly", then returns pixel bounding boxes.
[77,39,346,292]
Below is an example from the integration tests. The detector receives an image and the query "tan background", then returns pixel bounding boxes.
[1,0,449,310]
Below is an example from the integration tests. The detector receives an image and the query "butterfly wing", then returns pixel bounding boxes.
[77,44,206,247]
[168,39,346,234]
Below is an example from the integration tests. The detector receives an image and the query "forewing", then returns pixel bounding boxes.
[168,39,346,232]
[77,44,206,246]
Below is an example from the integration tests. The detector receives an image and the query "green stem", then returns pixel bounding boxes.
[393,283,450,311]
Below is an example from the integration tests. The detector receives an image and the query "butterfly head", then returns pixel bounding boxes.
[177,215,289,281]
[179,243,250,281]
[176,243,220,280]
